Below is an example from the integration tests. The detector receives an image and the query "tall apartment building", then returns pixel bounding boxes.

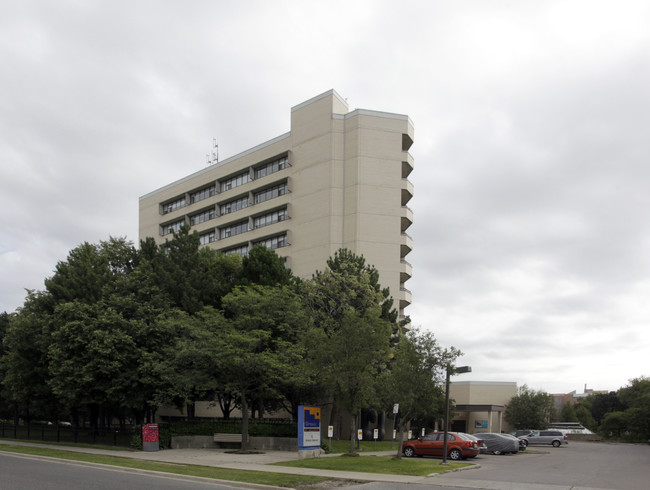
[139,89,414,318]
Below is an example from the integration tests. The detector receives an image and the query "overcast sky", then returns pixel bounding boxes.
[2,0,649,395]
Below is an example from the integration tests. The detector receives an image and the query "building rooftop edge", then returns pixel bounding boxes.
[333,108,410,122]
[291,89,347,112]
[139,132,291,201]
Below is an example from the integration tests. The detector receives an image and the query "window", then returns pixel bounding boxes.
[190,208,216,226]
[162,219,185,236]
[255,233,287,250]
[162,196,186,214]
[199,231,216,245]
[220,171,250,192]
[253,207,288,229]
[219,220,249,239]
[190,185,216,204]
[222,244,249,257]
[220,196,249,215]
[255,156,290,179]
[254,182,288,204]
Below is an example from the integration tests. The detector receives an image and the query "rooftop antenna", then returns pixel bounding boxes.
[206,139,219,166]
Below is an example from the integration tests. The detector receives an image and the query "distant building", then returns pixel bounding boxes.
[139,89,415,319]
[552,384,608,412]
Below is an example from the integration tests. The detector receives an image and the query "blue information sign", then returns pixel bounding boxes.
[298,405,321,449]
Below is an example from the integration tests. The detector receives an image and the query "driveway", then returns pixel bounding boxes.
[431,441,650,489]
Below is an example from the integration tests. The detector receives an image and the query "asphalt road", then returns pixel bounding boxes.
[0,452,256,490]
[346,441,650,490]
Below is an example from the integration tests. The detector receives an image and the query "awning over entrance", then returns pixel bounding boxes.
[452,404,506,433]
[454,404,505,412]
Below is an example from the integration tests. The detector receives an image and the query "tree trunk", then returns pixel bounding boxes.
[395,421,407,459]
[186,401,195,420]
[241,396,250,450]
[218,393,233,419]
[356,411,362,451]
[349,413,356,454]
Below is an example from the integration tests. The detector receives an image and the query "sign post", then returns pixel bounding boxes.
[373,428,378,449]
[298,406,321,454]
[328,425,333,452]
[391,403,398,449]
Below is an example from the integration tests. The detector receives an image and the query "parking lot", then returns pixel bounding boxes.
[346,441,649,490]
[434,441,650,489]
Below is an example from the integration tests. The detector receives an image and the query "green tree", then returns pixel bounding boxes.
[0,311,8,419]
[45,242,109,304]
[155,308,226,419]
[240,244,292,286]
[378,328,459,458]
[220,285,308,449]
[575,403,597,432]
[505,385,554,429]
[600,411,627,438]
[153,224,203,314]
[196,247,242,309]
[305,249,401,332]
[616,377,650,441]
[2,291,59,423]
[559,402,577,422]
[590,391,623,427]
[47,301,140,428]
[308,308,392,453]
[303,249,401,452]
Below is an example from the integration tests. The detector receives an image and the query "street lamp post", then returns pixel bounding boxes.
[441,364,471,465]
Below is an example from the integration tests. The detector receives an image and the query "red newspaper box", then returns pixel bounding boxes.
[142,423,159,452]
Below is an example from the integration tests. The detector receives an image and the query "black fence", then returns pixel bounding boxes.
[0,423,138,447]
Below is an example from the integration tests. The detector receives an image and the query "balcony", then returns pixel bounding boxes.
[401,232,413,257]
[399,287,412,310]
[401,178,414,206]
[401,206,413,232]
[402,133,413,152]
[400,260,412,283]
[402,154,414,178]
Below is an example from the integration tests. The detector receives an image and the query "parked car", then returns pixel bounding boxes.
[402,431,481,460]
[519,430,568,447]
[509,429,534,437]
[457,433,488,454]
[502,432,527,451]
[474,432,519,454]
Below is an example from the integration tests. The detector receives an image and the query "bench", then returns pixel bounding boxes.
[213,433,244,445]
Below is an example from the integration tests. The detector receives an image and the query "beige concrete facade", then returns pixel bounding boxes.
[139,90,414,317]
[448,381,518,434]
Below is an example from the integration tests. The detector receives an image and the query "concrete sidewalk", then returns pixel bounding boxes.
[0,439,470,486]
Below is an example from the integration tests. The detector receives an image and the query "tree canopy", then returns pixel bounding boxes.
[505,385,555,429]
[1,235,459,450]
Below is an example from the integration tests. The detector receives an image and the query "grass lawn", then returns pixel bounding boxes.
[275,454,471,476]
[324,439,400,453]
[0,443,327,488]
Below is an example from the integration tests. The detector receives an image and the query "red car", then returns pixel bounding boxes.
[402,432,480,460]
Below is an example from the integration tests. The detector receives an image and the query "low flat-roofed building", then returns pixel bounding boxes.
[448,381,518,433]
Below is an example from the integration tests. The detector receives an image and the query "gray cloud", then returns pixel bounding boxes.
[2,0,649,394]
